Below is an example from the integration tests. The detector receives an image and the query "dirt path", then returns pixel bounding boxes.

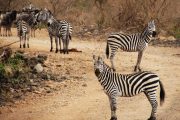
[0,35,180,120]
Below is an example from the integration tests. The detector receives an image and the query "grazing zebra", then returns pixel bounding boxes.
[36,8,72,54]
[0,10,17,36]
[93,55,165,120]
[106,20,157,72]
[16,12,38,48]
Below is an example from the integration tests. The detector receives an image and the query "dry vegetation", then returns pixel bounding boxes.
[0,0,180,38]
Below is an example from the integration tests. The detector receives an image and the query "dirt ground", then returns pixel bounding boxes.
[0,29,180,120]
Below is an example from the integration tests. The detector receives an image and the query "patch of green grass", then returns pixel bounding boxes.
[0,63,5,78]
[174,27,180,39]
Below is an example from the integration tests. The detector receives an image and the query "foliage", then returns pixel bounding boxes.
[0,63,5,79]
[173,20,180,39]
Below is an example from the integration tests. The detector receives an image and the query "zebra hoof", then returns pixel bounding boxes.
[23,44,26,48]
[110,116,117,120]
[55,50,58,53]
[27,44,29,48]
[50,49,53,52]
[148,117,156,120]
[20,45,21,48]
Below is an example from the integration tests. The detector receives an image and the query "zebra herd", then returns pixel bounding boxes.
[0,4,165,120]
[0,4,72,54]
[93,20,165,120]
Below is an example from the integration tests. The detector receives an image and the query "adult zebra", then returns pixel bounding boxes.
[36,8,72,54]
[106,20,157,72]
[48,18,72,54]
[22,3,40,37]
[16,11,38,48]
[93,55,165,120]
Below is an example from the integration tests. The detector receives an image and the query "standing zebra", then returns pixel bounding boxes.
[36,9,72,54]
[48,18,72,54]
[16,12,38,48]
[106,20,157,72]
[93,55,165,120]
[22,3,40,37]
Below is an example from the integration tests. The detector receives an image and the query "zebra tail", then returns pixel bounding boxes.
[106,42,109,59]
[159,80,165,106]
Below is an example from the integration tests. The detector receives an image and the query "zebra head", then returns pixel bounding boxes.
[93,55,105,76]
[93,55,113,76]
[147,20,156,37]
[36,8,52,23]
[29,12,39,26]
[47,16,56,27]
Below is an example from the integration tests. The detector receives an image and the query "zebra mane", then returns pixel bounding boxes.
[102,61,114,72]
[140,23,151,43]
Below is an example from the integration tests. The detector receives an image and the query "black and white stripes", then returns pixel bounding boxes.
[37,9,73,54]
[16,12,38,48]
[106,20,156,72]
[93,55,165,120]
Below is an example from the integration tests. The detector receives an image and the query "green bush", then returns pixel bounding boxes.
[7,54,23,70]
[0,63,5,78]
[174,27,180,39]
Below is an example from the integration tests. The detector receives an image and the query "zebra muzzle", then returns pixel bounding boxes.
[95,69,100,76]
[47,23,50,26]
[152,31,157,37]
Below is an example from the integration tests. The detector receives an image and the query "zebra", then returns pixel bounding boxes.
[93,55,165,120]
[36,8,72,54]
[22,3,40,37]
[0,10,17,36]
[16,11,38,48]
[106,20,157,72]
[47,18,72,54]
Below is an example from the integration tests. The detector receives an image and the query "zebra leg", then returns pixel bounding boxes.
[66,37,69,54]
[55,37,58,53]
[27,34,30,48]
[59,37,62,53]
[108,95,117,120]
[134,51,143,72]
[110,48,118,72]
[145,92,157,120]
[62,38,66,54]
[20,36,22,48]
[50,36,53,52]
[34,29,35,38]
[22,34,26,48]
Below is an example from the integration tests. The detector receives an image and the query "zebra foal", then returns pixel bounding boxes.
[106,20,157,72]
[93,55,165,120]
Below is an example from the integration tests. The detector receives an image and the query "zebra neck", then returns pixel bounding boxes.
[140,29,151,44]
[97,71,110,83]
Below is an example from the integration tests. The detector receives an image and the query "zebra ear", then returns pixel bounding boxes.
[152,20,155,24]
[98,56,103,62]
[93,55,96,61]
